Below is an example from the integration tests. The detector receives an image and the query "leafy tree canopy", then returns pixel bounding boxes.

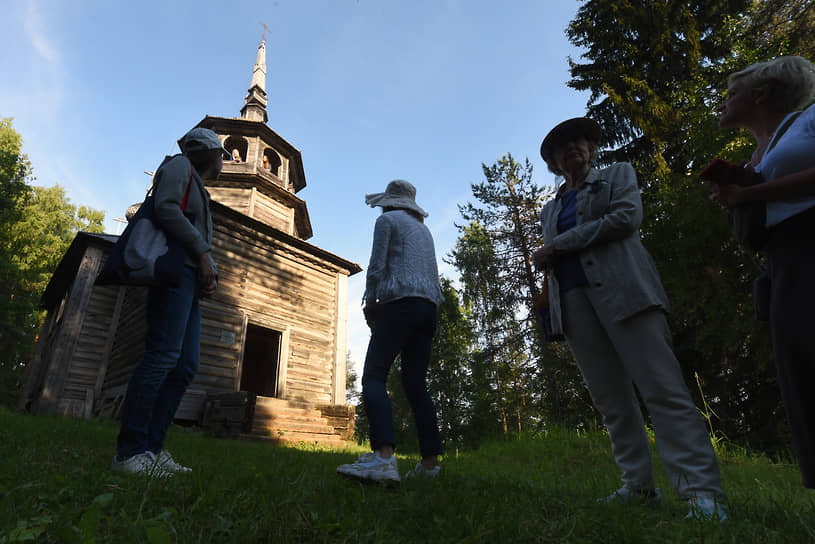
[0,118,105,406]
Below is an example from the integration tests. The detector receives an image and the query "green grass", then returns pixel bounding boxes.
[1,407,813,543]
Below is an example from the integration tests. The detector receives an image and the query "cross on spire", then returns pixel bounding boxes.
[260,21,269,42]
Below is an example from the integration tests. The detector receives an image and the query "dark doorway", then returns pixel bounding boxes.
[240,324,281,397]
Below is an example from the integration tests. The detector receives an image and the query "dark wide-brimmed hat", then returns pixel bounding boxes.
[365,179,428,217]
[539,117,603,164]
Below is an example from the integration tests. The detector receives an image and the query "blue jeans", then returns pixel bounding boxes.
[362,297,442,457]
[117,266,200,459]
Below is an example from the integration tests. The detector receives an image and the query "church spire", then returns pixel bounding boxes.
[241,28,269,123]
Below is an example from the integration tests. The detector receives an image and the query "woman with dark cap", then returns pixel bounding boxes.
[533,118,727,519]
[336,180,444,483]
[112,127,228,477]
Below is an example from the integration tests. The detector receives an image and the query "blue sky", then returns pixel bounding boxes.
[2,0,589,378]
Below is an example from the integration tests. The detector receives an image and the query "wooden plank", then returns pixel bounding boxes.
[83,388,94,419]
[95,286,126,399]
[248,187,256,217]
[37,247,103,414]
[19,310,58,410]
[235,313,248,391]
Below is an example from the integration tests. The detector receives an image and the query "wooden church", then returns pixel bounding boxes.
[18,38,361,446]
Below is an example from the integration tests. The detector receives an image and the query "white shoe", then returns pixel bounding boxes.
[155,450,192,473]
[111,451,172,478]
[405,461,440,480]
[600,486,662,506]
[685,496,729,521]
[337,452,400,483]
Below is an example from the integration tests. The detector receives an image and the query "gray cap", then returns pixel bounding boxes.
[177,127,231,158]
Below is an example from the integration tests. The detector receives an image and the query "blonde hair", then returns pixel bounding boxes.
[730,55,815,112]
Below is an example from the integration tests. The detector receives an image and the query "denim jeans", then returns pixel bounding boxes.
[117,265,200,459]
[362,297,442,457]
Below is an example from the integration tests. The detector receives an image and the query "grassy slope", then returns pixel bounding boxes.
[1,407,813,543]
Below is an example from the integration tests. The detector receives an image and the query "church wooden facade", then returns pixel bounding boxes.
[19,39,361,446]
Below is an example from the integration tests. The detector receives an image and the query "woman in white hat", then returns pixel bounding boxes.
[534,118,727,519]
[337,180,444,483]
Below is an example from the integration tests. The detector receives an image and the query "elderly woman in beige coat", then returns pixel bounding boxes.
[533,117,726,519]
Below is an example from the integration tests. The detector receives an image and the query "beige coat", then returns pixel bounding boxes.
[540,163,669,335]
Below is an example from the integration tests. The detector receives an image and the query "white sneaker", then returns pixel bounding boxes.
[337,452,400,483]
[155,450,192,473]
[685,496,729,521]
[111,452,172,478]
[600,486,662,506]
[405,461,441,480]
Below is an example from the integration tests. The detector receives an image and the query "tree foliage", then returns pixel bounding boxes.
[451,155,595,435]
[0,118,105,406]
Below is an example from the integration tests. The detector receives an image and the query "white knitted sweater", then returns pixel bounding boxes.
[363,210,443,306]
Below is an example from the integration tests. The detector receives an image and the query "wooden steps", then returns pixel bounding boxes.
[251,396,349,447]
[202,392,353,447]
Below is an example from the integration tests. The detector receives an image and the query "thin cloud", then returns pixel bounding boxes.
[24,1,60,63]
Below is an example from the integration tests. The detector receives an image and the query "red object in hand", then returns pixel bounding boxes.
[699,158,747,185]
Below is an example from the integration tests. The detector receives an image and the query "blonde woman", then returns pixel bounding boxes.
[711,55,815,489]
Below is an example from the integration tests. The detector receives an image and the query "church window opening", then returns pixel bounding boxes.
[223,136,248,163]
[263,148,281,177]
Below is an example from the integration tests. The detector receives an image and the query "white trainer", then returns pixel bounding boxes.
[155,450,192,473]
[685,496,729,521]
[600,486,662,506]
[337,452,400,483]
[111,451,172,478]
[405,461,441,480]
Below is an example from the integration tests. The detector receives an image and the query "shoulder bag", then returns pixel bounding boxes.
[97,163,195,287]
[532,275,565,342]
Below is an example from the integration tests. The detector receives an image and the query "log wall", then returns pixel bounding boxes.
[207,216,342,405]
[207,187,294,235]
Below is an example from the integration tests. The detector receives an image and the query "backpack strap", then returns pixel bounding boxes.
[180,161,194,211]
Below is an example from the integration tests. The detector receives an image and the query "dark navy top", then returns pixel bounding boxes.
[554,189,589,292]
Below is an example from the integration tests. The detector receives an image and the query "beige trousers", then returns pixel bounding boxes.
[561,287,724,499]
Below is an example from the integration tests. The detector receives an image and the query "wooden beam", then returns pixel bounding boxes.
[94,286,126,403]
[18,308,58,411]
[332,272,348,405]
[37,247,103,414]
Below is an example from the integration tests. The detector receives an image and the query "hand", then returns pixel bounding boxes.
[710,182,748,208]
[363,302,380,329]
[532,245,560,269]
[199,252,218,297]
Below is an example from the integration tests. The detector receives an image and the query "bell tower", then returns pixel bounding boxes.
[192,32,313,240]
